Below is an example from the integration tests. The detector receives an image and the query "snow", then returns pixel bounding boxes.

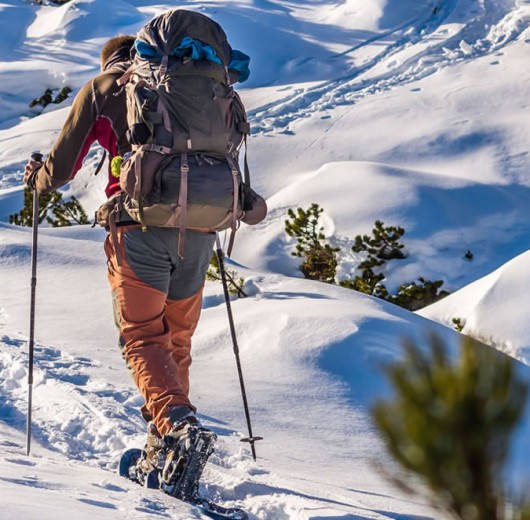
[1,0,530,518]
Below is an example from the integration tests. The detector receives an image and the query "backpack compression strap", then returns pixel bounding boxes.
[225,156,240,257]
[177,153,189,258]
[108,195,128,267]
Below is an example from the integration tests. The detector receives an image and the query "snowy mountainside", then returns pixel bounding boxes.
[234,161,530,294]
[2,223,529,518]
[1,0,530,518]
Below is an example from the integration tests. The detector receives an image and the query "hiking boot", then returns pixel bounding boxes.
[139,409,203,475]
[159,411,217,499]
[141,421,165,471]
[167,410,203,440]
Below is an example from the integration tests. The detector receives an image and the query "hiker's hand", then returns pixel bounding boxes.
[24,160,43,190]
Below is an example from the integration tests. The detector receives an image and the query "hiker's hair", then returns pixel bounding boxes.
[100,35,136,70]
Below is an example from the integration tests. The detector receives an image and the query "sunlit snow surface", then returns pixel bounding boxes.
[1,0,530,518]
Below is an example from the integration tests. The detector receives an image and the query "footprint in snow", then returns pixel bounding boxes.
[78,498,118,510]
[4,457,37,467]
[92,481,128,493]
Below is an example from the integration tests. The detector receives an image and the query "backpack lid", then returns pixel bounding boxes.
[135,37,223,66]
[136,9,233,67]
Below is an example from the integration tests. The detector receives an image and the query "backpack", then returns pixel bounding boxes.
[115,9,265,257]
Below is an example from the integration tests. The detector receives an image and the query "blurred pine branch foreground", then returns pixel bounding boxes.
[372,333,530,519]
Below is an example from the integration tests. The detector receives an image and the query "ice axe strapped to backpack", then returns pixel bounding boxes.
[106,9,266,260]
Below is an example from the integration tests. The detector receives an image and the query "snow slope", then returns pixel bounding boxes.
[2,0,530,518]
[420,248,530,364]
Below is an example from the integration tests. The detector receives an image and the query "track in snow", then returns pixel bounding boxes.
[249,0,530,135]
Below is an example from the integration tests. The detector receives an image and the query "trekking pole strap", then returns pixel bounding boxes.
[93,150,107,176]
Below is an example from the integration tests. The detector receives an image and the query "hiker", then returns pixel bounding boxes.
[24,10,266,489]
[23,34,212,440]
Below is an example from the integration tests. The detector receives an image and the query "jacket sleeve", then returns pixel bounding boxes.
[35,80,98,195]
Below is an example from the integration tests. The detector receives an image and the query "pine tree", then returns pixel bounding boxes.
[344,220,405,297]
[9,187,48,226]
[339,267,388,298]
[352,220,406,260]
[347,221,448,308]
[372,333,529,519]
[30,86,72,108]
[206,253,247,298]
[284,209,448,310]
[10,187,89,227]
[389,277,449,311]
[285,203,340,283]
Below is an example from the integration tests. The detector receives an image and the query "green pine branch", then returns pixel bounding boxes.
[285,203,340,284]
[372,333,529,519]
[10,187,89,228]
[207,253,247,298]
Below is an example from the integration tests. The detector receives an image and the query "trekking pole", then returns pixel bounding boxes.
[215,233,262,461]
[26,152,42,456]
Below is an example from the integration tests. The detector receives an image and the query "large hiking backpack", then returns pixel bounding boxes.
[115,9,264,256]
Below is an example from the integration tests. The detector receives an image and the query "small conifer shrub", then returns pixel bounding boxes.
[352,220,406,260]
[284,206,448,310]
[349,221,448,309]
[452,317,465,332]
[10,187,89,227]
[373,333,529,519]
[339,268,388,299]
[284,203,340,283]
[30,87,72,109]
[389,278,449,311]
[207,253,247,298]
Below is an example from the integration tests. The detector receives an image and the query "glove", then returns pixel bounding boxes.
[24,160,43,190]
